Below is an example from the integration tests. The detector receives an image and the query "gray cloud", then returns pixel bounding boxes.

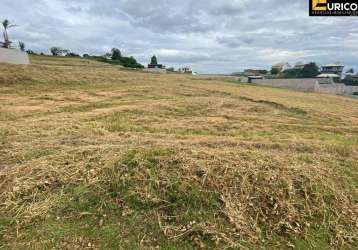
[1,0,358,73]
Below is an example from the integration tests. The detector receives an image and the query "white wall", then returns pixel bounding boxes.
[252,78,320,92]
[317,84,358,95]
[251,78,358,96]
[143,68,166,74]
[0,48,30,65]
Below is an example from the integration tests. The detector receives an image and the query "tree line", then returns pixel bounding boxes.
[271,63,320,78]
[25,46,144,69]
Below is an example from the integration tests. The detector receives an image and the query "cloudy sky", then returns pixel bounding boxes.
[1,0,358,73]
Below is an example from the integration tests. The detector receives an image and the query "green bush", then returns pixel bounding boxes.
[90,55,144,69]
[343,76,358,86]
[281,62,319,78]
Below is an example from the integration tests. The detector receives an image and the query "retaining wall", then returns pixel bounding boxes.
[251,78,358,96]
[317,84,358,95]
[252,78,322,92]
[143,68,167,74]
[0,48,30,65]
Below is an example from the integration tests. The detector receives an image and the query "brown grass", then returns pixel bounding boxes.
[0,55,357,249]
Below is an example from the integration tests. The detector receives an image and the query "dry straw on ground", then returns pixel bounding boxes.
[0,55,357,249]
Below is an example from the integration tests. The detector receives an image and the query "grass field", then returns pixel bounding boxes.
[0,55,358,249]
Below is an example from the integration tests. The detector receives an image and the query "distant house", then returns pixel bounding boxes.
[272,62,292,72]
[248,75,263,83]
[178,66,193,74]
[243,69,267,76]
[145,63,167,74]
[321,63,344,76]
[294,62,307,70]
[148,64,166,69]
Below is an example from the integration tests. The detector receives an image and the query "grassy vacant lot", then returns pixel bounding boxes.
[0,56,357,249]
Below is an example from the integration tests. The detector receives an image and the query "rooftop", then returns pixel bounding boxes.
[317,73,340,78]
[322,64,344,67]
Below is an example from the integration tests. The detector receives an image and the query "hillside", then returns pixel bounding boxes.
[0,56,358,249]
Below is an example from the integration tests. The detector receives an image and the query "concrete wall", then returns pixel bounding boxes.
[317,84,358,95]
[251,78,358,96]
[143,68,166,74]
[252,78,321,92]
[0,48,30,65]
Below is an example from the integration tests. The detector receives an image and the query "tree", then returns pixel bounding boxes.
[89,49,144,69]
[26,49,37,55]
[270,67,280,75]
[50,47,60,56]
[281,68,299,78]
[18,41,25,51]
[50,47,68,56]
[281,62,319,78]
[150,55,158,65]
[300,62,319,78]
[111,48,122,60]
[343,75,358,86]
[104,53,112,59]
[258,70,268,75]
[346,68,355,74]
[1,19,17,48]
[119,56,144,68]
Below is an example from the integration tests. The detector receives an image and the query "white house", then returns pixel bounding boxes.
[321,63,345,76]
[272,62,292,72]
[178,66,193,74]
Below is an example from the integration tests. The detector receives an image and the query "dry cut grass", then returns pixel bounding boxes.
[0,55,358,249]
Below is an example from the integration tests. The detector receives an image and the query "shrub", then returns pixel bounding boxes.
[18,41,25,52]
[66,52,80,57]
[281,62,319,78]
[343,76,358,86]
[89,54,144,69]
[26,49,37,55]
[50,47,69,56]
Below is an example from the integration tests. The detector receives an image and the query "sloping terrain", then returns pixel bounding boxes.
[0,56,358,249]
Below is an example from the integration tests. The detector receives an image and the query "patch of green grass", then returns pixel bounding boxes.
[30,95,55,101]
[14,148,54,163]
[16,148,221,249]
[104,148,220,211]
[102,112,245,137]
[60,101,114,113]
[255,130,274,137]
[270,227,332,250]
[8,212,196,250]
[102,149,222,245]
[163,104,209,117]
[0,112,17,121]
